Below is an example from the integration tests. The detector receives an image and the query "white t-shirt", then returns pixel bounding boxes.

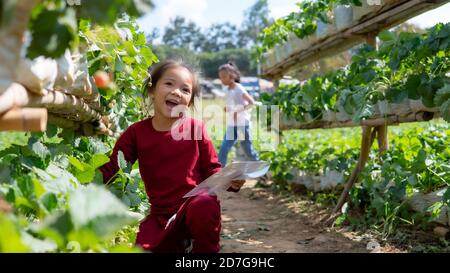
[224,83,251,127]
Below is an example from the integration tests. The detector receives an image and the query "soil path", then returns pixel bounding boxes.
[218,180,370,253]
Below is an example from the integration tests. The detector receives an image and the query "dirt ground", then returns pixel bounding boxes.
[218,180,399,253]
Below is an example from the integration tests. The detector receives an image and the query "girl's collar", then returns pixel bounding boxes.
[148,116,188,134]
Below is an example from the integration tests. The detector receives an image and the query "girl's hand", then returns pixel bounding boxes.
[227,179,246,193]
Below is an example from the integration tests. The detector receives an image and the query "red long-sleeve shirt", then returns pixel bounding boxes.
[100,117,222,215]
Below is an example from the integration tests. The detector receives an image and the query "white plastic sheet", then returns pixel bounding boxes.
[183,161,270,198]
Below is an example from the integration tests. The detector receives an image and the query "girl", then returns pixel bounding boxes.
[218,62,260,167]
[100,60,245,253]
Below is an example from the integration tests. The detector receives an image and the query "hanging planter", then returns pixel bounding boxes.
[288,33,309,54]
[336,104,352,122]
[389,100,412,117]
[323,110,337,122]
[282,41,294,59]
[376,100,392,115]
[261,52,271,70]
[316,20,329,40]
[352,0,384,23]
[327,19,338,36]
[333,4,353,31]
[15,56,58,95]
[274,44,284,64]
[409,99,440,113]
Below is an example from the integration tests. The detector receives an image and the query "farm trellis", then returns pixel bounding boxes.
[258,0,450,224]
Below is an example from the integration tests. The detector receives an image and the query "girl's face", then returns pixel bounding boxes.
[150,66,194,120]
[219,70,234,86]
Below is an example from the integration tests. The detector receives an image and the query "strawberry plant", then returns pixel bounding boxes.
[256,0,362,57]
[261,23,450,123]
[0,0,157,252]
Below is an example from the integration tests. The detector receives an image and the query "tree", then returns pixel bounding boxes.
[162,16,205,52]
[393,22,425,34]
[198,48,257,78]
[202,23,240,52]
[146,27,160,45]
[152,44,200,69]
[240,0,273,48]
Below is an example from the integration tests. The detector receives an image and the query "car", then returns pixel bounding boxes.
[240,77,274,99]
[200,80,225,99]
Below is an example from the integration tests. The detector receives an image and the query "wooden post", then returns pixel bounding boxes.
[0,107,47,132]
[366,32,389,155]
[377,125,389,153]
[329,32,389,221]
[333,126,375,214]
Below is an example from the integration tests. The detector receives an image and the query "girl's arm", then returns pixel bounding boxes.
[242,92,256,106]
[234,88,259,113]
[100,125,138,184]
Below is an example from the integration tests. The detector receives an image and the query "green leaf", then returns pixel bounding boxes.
[427,201,444,220]
[40,192,59,213]
[69,157,85,171]
[28,8,77,59]
[434,84,450,106]
[127,192,141,207]
[46,124,58,138]
[75,168,96,184]
[37,211,74,240]
[405,75,422,100]
[443,188,450,204]
[68,184,141,239]
[92,169,105,185]
[0,214,28,253]
[34,164,79,194]
[439,99,450,122]
[32,178,46,199]
[17,176,35,200]
[121,194,131,207]
[31,141,50,159]
[89,138,110,154]
[69,156,97,183]
[59,129,75,145]
[89,154,110,169]
[117,151,127,171]
[378,31,396,42]
[21,232,57,253]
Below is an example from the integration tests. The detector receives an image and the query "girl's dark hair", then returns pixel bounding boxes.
[143,59,200,106]
[218,61,241,83]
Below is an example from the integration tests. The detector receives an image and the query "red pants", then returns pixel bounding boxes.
[136,190,221,253]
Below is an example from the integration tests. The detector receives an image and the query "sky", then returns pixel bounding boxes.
[137,0,450,35]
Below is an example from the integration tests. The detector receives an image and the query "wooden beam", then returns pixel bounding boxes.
[280,111,437,130]
[262,0,450,79]
[0,107,47,132]
[0,83,102,122]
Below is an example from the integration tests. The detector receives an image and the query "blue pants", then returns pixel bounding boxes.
[218,126,259,167]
